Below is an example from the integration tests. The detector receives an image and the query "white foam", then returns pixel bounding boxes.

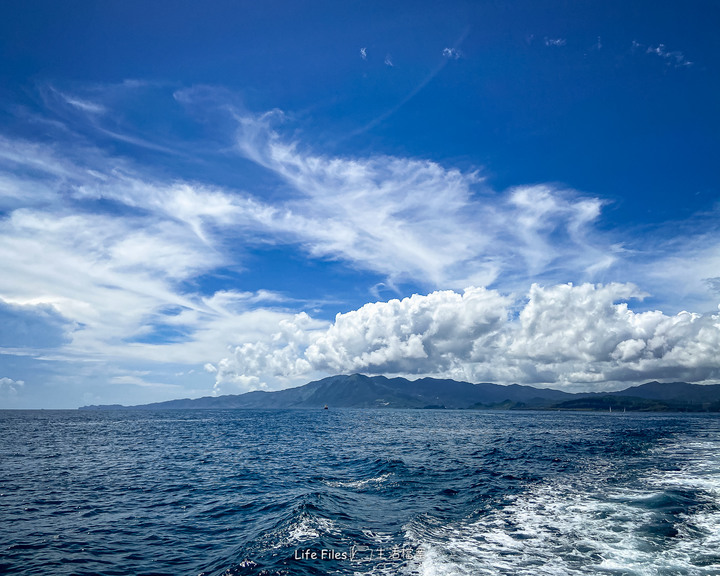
[649,440,720,495]
[326,472,393,490]
[400,434,720,575]
[284,514,339,546]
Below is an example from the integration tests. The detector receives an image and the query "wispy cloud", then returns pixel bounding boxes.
[544,37,566,47]
[384,54,394,67]
[632,41,693,68]
[647,43,693,67]
[360,47,367,60]
[37,82,182,155]
[62,95,107,115]
[0,133,306,384]
[442,47,462,60]
[232,111,612,290]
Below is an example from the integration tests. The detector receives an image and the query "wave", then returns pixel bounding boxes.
[404,432,720,575]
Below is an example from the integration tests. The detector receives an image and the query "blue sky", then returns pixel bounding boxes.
[1,1,719,408]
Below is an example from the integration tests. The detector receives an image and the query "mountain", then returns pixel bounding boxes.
[552,381,720,412]
[612,380,720,402]
[79,374,720,411]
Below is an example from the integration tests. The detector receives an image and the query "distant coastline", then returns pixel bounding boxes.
[80,374,720,412]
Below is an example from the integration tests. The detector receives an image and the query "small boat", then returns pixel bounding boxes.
[323,404,328,410]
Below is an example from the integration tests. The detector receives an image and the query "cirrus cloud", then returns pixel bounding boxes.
[229,110,612,291]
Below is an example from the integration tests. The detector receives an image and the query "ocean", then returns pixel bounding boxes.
[1,409,719,575]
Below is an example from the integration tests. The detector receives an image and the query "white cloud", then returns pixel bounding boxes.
[632,41,693,68]
[215,288,509,391]
[306,287,509,374]
[108,373,184,390]
[213,283,720,392]
[508,283,648,363]
[494,282,720,386]
[360,47,367,60]
[544,38,567,47]
[384,54,394,67]
[506,186,605,276]
[215,311,327,394]
[62,95,107,115]
[646,44,692,67]
[442,48,462,60]
[231,113,611,291]
[0,208,214,348]
[0,376,25,396]
[0,134,310,378]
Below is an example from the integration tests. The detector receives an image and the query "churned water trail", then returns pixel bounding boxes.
[1,409,719,575]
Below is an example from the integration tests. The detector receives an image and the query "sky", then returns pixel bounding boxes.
[1,1,720,408]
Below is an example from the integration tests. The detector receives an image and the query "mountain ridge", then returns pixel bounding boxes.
[79,375,720,412]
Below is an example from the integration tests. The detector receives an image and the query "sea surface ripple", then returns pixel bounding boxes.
[1,409,719,575]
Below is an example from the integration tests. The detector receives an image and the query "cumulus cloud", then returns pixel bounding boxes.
[306,287,509,374]
[213,283,720,392]
[0,377,25,396]
[216,288,509,391]
[214,312,327,394]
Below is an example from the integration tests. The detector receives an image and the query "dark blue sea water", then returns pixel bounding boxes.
[1,409,719,575]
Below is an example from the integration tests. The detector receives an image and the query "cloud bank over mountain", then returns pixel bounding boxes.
[213,283,720,394]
